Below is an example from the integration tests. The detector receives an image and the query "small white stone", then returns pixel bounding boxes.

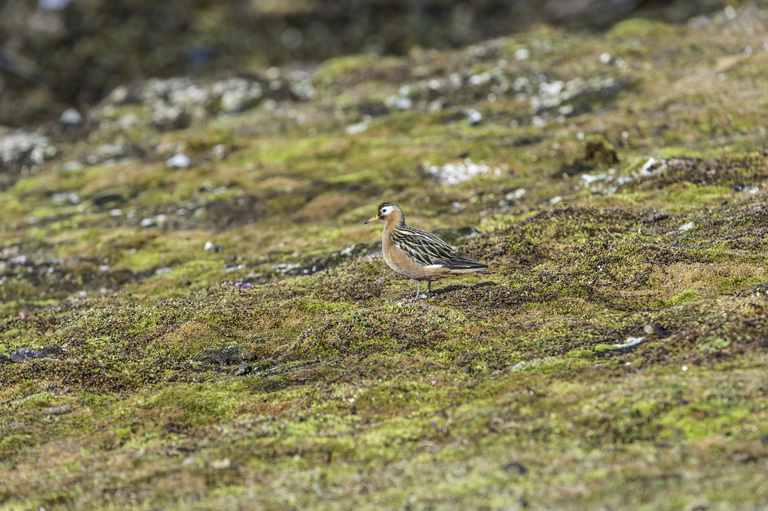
[467,110,483,125]
[614,337,645,349]
[514,48,530,60]
[346,121,368,135]
[166,153,190,168]
[60,108,83,126]
[679,221,695,232]
[211,458,231,469]
[393,97,412,110]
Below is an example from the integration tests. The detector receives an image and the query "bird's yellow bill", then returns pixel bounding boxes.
[364,215,380,225]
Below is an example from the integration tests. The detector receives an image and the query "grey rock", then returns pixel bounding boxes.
[60,107,83,126]
[43,405,71,415]
[193,345,254,366]
[10,348,56,363]
[503,461,528,475]
[234,363,251,376]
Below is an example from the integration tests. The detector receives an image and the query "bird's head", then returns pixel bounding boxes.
[364,202,401,224]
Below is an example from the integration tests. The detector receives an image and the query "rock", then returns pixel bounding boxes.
[211,458,231,469]
[514,48,530,60]
[193,346,254,366]
[0,131,56,171]
[166,153,190,168]
[645,211,669,223]
[43,405,71,415]
[152,106,192,131]
[212,78,263,113]
[503,461,528,475]
[203,241,223,252]
[92,194,124,207]
[60,107,83,126]
[234,362,251,376]
[424,159,501,185]
[466,109,483,125]
[10,348,56,363]
[645,321,673,338]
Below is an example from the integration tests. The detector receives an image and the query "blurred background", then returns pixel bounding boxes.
[0,0,745,127]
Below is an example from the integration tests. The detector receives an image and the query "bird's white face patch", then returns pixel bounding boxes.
[380,206,394,216]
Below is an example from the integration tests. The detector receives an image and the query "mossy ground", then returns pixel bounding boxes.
[3,9,768,510]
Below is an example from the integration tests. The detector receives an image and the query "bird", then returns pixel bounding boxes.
[364,202,488,298]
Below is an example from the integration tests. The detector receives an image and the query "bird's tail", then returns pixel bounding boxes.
[436,256,488,273]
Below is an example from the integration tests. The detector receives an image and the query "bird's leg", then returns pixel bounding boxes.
[427,281,432,295]
[415,281,422,299]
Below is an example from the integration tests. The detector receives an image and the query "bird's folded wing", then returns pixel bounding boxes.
[391,226,488,271]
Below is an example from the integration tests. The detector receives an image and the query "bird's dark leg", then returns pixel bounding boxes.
[427,281,432,295]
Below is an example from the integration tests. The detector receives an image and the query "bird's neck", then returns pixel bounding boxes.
[383,209,405,238]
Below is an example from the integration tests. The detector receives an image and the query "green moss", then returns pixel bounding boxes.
[0,434,30,455]
[311,54,380,85]
[12,392,58,410]
[609,18,680,40]
[142,383,245,426]
[4,14,768,511]
[666,289,703,306]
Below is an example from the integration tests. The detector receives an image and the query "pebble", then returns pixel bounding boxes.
[424,159,501,185]
[466,109,483,125]
[166,153,190,168]
[645,321,673,338]
[43,405,71,415]
[10,348,56,363]
[503,461,528,475]
[514,48,530,60]
[613,337,645,349]
[60,108,83,126]
[0,131,56,168]
[211,458,231,469]
[234,362,251,376]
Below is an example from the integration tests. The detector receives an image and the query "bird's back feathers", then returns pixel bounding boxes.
[391,225,487,272]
